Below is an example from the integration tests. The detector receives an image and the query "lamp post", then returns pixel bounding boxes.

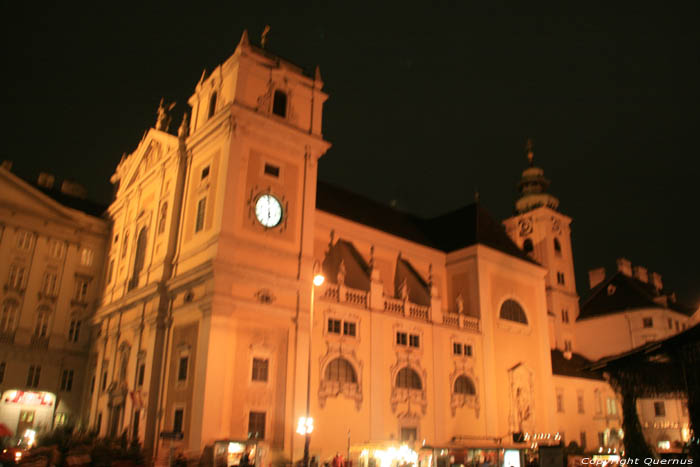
[300,262,324,467]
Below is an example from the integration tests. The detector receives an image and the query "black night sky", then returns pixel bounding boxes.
[4,3,699,306]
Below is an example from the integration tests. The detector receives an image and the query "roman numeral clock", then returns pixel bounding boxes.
[249,188,288,232]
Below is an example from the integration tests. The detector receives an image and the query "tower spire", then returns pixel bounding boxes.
[514,138,559,213]
[526,138,534,167]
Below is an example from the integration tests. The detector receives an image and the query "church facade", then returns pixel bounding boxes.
[82,30,696,463]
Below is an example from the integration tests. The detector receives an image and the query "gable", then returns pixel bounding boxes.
[116,129,179,197]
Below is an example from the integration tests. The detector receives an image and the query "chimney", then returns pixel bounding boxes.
[616,258,632,276]
[633,265,649,283]
[650,272,663,291]
[0,160,12,171]
[588,267,606,289]
[37,172,55,189]
[60,180,87,199]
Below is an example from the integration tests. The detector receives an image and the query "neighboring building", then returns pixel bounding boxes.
[503,147,696,454]
[576,261,696,451]
[0,166,108,437]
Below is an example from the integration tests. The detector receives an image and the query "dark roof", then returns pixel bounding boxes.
[579,271,694,320]
[36,185,108,218]
[316,181,535,264]
[550,349,605,381]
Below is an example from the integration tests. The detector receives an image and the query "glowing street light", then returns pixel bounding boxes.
[301,262,324,467]
[296,417,314,435]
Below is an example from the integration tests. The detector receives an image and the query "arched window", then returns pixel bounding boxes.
[396,367,422,390]
[272,90,287,117]
[500,299,528,324]
[208,91,217,119]
[35,308,51,338]
[522,238,533,254]
[158,203,168,235]
[129,228,148,291]
[324,358,357,383]
[454,375,476,395]
[1,300,19,332]
[554,238,562,255]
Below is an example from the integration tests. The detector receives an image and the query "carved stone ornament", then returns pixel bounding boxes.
[318,341,363,410]
[255,288,276,304]
[509,363,535,433]
[390,353,427,415]
[518,218,533,237]
[449,364,480,418]
[551,217,561,233]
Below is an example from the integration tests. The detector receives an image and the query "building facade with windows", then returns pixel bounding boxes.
[0,166,108,437]
[86,32,563,463]
[85,30,699,464]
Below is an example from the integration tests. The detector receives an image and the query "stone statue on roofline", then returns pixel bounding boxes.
[456,294,464,314]
[156,98,176,132]
[337,259,346,286]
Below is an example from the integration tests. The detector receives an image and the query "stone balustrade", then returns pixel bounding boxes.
[319,283,479,331]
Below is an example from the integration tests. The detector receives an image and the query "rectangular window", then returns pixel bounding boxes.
[564,340,572,352]
[343,321,356,337]
[654,401,666,417]
[606,397,617,415]
[561,309,569,323]
[248,411,266,439]
[643,317,653,328]
[598,432,605,447]
[195,197,207,232]
[133,409,141,439]
[60,369,74,392]
[137,363,145,387]
[27,365,41,388]
[177,356,189,382]
[264,163,280,178]
[580,431,587,449]
[668,318,673,329]
[80,248,94,266]
[396,332,407,346]
[74,278,90,302]
[101,365,109,391]
[556,391,564,412]
[17,230,33,250]
[201,166,210,180]
[42,271,58,295]
[8,263,26,289]
[96,412,102,434]
[68,319,81,343]
[173,408,184,433]
[453,343,462,355]
[107,259,114,283]
[0,362,5,383]
[577,394,585,413]
[55,413,67,426]
[252,358,269,382]
[557,272,565,285]
[464,344,473,356]
[49,239,65,258]
[409,334,420,348]
[327,319,341,334]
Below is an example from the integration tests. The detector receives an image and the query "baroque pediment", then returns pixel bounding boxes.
[114,129,179,197]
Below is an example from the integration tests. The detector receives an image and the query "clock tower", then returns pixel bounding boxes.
[503,141,579,353]
[163,30,331,456]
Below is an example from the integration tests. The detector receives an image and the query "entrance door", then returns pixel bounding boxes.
[17,410,35,436]
[109,405,123,437]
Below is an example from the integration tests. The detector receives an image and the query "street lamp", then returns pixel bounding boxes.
[301,261,324,467]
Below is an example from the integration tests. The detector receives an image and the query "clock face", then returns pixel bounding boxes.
[255,194,283,228]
